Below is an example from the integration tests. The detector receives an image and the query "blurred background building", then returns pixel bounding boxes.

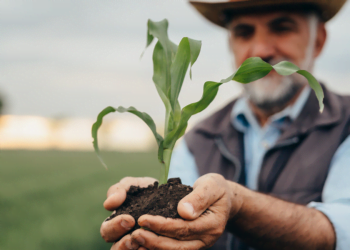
[0,115,157,151]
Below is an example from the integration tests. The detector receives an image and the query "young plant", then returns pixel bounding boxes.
[92,19,324,185]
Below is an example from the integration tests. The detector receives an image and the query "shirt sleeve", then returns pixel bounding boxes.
[308,135,350,250]
[168,139,200,186]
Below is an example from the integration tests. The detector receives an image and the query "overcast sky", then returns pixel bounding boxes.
[1,0,350,123]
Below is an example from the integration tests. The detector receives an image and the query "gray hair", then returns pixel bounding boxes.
[302,12,319,71]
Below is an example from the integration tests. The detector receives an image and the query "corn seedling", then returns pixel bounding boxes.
[92,19,324,185]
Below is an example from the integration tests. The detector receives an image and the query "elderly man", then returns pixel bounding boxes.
[101,0,350,249]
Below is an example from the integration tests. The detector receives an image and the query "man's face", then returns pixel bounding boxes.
[228,11,325,112]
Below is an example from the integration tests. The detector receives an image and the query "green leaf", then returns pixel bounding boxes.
[152,41,174,137]
[170,37,201,110]
[170,38,191,110]
[143,19,178,107]
[272,61,300,75]
[92,106,164,168]
[115,106,163,146]
[297,70,324,112]
[188,38,202,79]
[233,57,273,83]
[144,21,201,138]
[230,57,324,112]
[152,41,169,96]
[147,19,177,95]
[146,28,154,48]
[271,61,324,112]
[163,57,325,150]
[147,19,173,54]
[91,106,116,169]
[140,26,155,58]
[163,78,230,149]
[145,19,179,139]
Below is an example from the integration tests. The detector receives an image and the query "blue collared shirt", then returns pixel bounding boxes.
[168,87,350,250]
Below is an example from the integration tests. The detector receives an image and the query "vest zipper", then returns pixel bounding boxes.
[214,137,242,183]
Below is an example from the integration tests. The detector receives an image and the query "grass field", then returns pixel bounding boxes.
[0,150,161,250]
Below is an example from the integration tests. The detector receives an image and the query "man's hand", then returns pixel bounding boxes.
[126,173,335,250]
[100,177,156,250]
[129,173,242,249]
[102,173,335,250]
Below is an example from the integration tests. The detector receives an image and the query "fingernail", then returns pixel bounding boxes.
[183,202,195,216]
[121,219,132,230]
[107,192,114,198]
[107,192,118,198]
[125,240,134,250]
[134,236,145,245]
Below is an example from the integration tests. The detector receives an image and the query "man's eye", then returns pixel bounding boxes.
[233,26,254,39]
[271,24,296,34]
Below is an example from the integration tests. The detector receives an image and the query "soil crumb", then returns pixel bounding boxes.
[106,178,193,232]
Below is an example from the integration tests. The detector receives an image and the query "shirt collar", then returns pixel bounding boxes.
[231,86,311,132]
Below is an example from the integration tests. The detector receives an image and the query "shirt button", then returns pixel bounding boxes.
[262,141,270,149]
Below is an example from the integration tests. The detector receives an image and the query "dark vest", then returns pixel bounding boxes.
[184,87,350,250]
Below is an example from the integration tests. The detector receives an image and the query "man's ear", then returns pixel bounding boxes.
[314,23,327,58]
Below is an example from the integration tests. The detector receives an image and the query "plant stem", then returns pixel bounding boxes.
[164,110,171,137]
[160,148,173,185]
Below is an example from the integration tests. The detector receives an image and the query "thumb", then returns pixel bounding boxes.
[177,174,225,220]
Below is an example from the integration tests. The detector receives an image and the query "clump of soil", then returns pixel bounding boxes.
[106,178,193,233]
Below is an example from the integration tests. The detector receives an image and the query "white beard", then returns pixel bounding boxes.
[242,70,305,110]
[231,14,318,113]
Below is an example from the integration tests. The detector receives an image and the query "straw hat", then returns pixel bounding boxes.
[190,0,347,27]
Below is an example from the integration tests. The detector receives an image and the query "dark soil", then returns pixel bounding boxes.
[106,178,193,233]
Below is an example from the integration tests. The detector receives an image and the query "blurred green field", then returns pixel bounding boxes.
[0,150,161,250]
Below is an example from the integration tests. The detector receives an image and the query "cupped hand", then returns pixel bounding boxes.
[129,173,243,250]
[100,176,157,249]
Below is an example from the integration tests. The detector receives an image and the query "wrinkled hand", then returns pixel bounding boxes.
[100,176,156,250]
[129,173,242,250]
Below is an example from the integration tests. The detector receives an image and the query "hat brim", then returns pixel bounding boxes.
[190,0,347,28]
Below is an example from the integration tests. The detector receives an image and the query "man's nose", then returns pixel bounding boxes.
[250,32,276,63]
